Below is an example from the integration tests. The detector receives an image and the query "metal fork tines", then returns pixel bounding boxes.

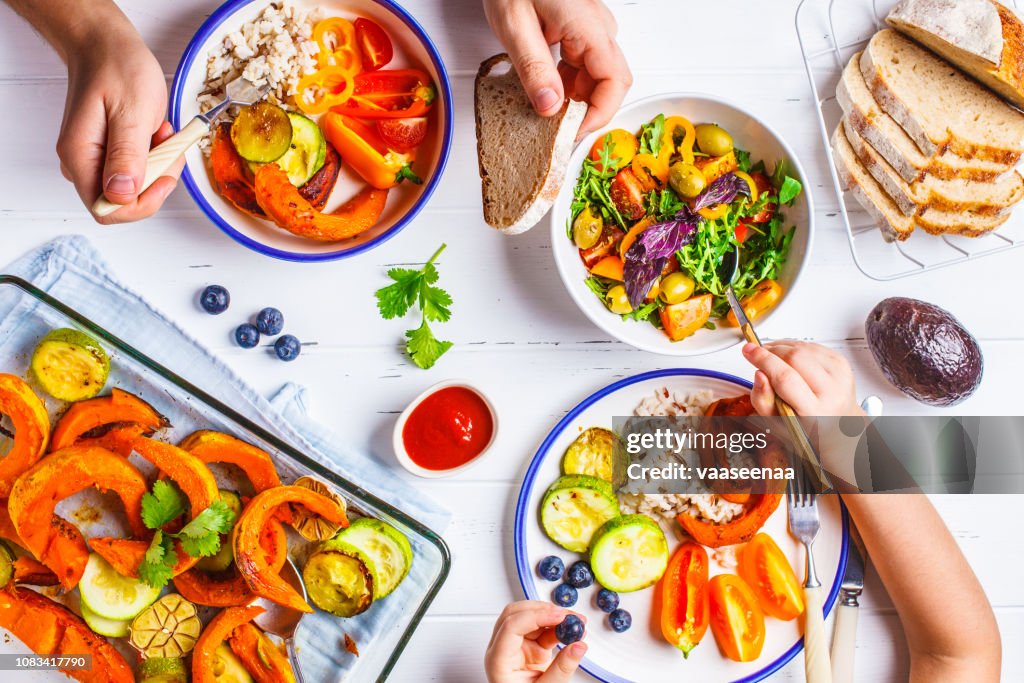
[788,461,833,682]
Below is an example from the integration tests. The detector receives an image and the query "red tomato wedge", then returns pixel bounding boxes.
[659,542,710,657]
[738,533,805,621]
[708,574,766,662]
[377,117,428,152]
[354,18,393,70]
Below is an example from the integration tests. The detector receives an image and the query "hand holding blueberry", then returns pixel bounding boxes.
[485,601,587,683]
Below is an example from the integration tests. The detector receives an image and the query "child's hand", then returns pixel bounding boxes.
[742,341,863,417]
[485,601,587,683]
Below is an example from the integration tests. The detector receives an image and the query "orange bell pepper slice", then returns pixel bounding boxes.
[313,17,362,72]
[294,66,355,115]
[659,116,696,166]
[619,216,656,257]
[322,112,421,189]
[659,542,710,657]
[725,279,783,327]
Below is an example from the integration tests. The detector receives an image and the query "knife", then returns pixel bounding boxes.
[830,396,881,682]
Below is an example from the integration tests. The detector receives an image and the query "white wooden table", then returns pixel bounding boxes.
[1,0,1022,680]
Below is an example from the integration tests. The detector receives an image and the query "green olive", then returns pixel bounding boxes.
[572,207,604,249]
[669,163,706,199]
[659,272,696,305]
[695,124,734,157]
[605,285,632,315]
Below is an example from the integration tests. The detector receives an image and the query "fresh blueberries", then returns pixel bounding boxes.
[234,323,260,349]
[608,608,632,633]
[565,561,594,589]
[256,307,285,335]
[595,588,619,613]
[199,285,230,315]
[552,583,577,608]
[274,335,301,362]
[537,556,564,582]
[555,615,585,645]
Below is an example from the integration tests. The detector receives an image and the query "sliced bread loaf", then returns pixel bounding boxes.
[832,125,1011,240]
[887,0,1024,110]
[475,53,587,235]
[836,53,1015,183]
[860,29,1024,163]
[843,116,1024,216]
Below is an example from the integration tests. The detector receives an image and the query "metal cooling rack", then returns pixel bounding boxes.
[795,0,1024,281]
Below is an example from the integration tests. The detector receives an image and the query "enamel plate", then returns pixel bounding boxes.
[514,369,848,683]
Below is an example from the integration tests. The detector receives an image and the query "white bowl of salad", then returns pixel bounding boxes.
[550,93,813,356]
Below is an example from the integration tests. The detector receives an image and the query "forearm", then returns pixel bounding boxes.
[842,494,1001,681]
[5,0,138,62]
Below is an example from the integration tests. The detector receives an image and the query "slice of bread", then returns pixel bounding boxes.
[843,116,1024,217]
[475,54,587,235]
[887,0,1024,110]
[832,124,1011,240]
[861,29,1024,163]
[837,52,1016,183]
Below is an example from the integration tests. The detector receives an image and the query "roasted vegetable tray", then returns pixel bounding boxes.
[0,275,450,682]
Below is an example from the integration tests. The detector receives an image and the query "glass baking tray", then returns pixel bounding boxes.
[0,275,450,682]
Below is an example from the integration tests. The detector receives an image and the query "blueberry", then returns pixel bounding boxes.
[199,285,230,315]
[256,307,285,335]
[274,335,301,361]
[537,556,564,582]
[555,615,585,645]
[608,608,632,633]
[566,561,593,589]
[552,583,577,607]
[234,324,260,349]
[595,588,619,613]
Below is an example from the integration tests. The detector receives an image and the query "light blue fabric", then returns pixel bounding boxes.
[1,235,450,681]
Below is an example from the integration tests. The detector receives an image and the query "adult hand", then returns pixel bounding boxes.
[482,0,632,136]
[485,601,587,682]
[742,341,863,418]
[57,28,182,223]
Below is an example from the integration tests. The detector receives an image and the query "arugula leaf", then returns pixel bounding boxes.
[735,148,752,173]
[623,300,660,322]
[141,480,186,530]
[638,114,665,156]
[405,320,453,370]
[570,136,627,229]
[138,531,177,589]
[778,176,802,205]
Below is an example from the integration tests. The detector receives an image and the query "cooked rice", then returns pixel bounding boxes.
[197,2,322,151]
[618,387,745,526]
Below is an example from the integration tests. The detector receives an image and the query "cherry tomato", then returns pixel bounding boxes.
[738,533,805,621]
[354,18,393,70]
[748,171,777,224]
[659,542,709,656]
[734,221,752,244]
[708,574,766,662]
[376,117,428,152]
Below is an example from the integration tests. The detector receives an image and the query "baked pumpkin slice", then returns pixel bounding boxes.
[7,446,147,590]
[179,430,281,493]
[49,388,169,452]
[0,374,50,497]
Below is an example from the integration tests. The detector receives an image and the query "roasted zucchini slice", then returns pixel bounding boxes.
[30,328,109,401]
[230,102,292,163]
[303,539,375,617]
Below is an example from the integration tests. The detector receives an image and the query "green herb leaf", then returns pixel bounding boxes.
[735,148,752,173]
[178,500,235,540]
[623,300,660,322]
[376,268,422,319]
[141,480,186,530]
[778,176,802,205]
[638,114,665,156]
[138,531,177,589]
[405,320,452,370]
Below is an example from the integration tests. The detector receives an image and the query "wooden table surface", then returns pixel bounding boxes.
[1,0,1022,680]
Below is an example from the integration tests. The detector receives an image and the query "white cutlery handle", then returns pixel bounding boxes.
[804,584,833,683]
[92,117,208,217]
[830,603,858,683]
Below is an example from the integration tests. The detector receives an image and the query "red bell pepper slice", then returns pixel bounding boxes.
[332,69,437,119]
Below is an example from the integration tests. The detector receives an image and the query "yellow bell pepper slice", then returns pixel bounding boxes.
[659,116,696,166]
[734,170,759,202]
[698,204,730,221]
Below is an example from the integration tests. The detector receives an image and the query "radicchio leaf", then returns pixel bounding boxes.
[693,172,750,211]
[623,206,700,308]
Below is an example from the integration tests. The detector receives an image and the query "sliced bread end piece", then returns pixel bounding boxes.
[475,53,587,235]
[887,0,1024,111]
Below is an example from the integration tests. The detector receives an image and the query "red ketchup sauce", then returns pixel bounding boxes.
[402,387,494,471]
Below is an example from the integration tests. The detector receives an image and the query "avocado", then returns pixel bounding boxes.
[865,297,983,406]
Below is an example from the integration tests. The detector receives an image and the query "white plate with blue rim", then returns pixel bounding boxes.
[514,368,848,683]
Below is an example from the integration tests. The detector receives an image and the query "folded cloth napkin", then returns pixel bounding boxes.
[0,235,450,681]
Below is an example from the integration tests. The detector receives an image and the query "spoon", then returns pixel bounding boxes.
[717,246,831,490]
[253,558,308,683]
[91,75,268,217]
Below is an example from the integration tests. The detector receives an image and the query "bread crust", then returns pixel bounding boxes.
[475,53,587,235]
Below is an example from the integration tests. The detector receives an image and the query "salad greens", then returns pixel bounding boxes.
[569,134,627,235]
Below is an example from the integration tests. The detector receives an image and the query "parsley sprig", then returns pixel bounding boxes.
[137,481,236,588]
[375,243,453,369]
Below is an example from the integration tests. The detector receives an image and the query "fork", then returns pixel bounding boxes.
[788,463,832,683]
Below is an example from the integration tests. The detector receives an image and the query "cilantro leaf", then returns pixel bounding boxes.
[178,532,222,559]
[405,320,452,370]
[778,176,802,205]
[178,500,235,540]
[420,284,452,323]
[141,480,186,530]
[138,531,177,589]
[376,268,422,319]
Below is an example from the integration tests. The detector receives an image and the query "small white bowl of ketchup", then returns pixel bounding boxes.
[392,380,498,478]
